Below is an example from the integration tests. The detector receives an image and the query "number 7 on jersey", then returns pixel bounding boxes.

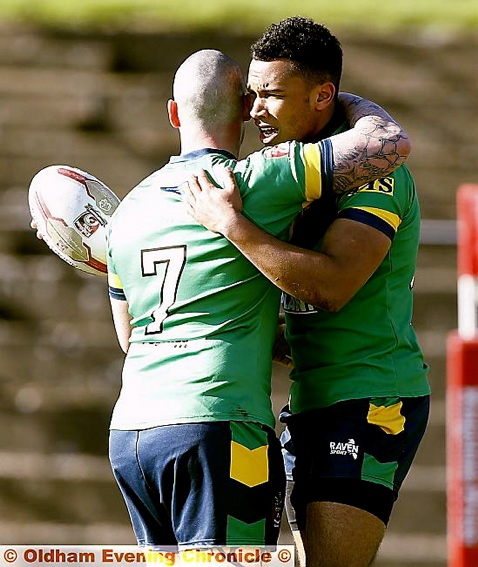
[142,245,187,334]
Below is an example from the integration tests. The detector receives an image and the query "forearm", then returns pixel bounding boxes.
[220,208,391,311]
[332,93,412,193]
[222,213,342,310]
[110,297,132,353]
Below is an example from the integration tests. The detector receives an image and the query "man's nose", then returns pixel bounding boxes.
[250,97,267,120]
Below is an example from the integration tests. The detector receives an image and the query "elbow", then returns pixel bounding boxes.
[387,123,412,169]
[398,130,412,160]
[322,302,343,313]
[118,336,130,354]
[319,297,348,313]
[306,291,350,313]
[289,278,357,313]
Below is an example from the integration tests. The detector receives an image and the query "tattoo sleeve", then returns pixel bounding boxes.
[331,93,412,194]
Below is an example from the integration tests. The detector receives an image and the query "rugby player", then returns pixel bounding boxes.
[185,18,430,567]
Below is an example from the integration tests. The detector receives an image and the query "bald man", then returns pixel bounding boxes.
[106,49,411,551]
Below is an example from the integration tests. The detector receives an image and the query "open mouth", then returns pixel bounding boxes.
[257,124,279,142]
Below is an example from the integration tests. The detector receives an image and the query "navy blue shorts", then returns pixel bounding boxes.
[109,421,285,549]
[280,395,430,527]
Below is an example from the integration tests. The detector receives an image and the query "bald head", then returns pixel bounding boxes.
[173,49,246,130]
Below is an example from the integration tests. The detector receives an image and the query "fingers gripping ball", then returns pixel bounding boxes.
[28,165,120,276]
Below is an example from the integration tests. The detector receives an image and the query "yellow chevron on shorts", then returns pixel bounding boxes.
[230,441,269,487]
[367,400,405,435]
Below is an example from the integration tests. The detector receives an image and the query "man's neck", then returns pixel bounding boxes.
[179,128,241,158]
[314,104,347,141]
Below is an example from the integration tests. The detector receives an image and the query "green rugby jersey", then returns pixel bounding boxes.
[107,142,332,430]
[284,164,431,412]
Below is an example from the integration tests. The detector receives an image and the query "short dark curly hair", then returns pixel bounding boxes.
[251,16,342,90]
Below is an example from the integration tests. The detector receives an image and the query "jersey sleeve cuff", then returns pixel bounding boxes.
[338,208,396,241]
[108,286,126,301]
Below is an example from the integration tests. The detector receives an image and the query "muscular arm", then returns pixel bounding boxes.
[185,168,390,310]
[219,215,390,311]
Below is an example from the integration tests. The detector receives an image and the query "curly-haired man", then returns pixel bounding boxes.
[186,17,430,567]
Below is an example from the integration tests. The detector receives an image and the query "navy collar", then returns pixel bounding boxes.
[169,148,237,163]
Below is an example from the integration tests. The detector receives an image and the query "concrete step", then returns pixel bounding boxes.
[375,533,446,567]
[0,67,173,157]
[0,66,171,128]
[51,29,256,74]
[344,34,478,104]
[0,26,113,70]
[0,343,121,414]
[0,153,151,199]
[0,477,124,525]
[0,124,138,163]
[388,470,446,534]
[0,91,111,131]
[0,187,33,233]
[0,263,111,322]
[415,244,456,288]
[414,401,446,467]
[0,407,114,455]
[0,520,135,545]
[414,294,457,332]
[413,323,448,393]
[0,67,123,99]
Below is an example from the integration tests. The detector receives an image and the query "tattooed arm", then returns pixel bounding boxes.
[331,92,411,194]
[184,94,410,234]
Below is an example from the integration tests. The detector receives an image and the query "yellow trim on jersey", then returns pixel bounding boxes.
[353,206,401,231]
[302,144,323,201]
[367,401,405,435]
[108,271,123,290]
[230,441,269,487]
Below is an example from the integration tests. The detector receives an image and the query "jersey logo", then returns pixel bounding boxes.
[357,177,394,195]
[282,293,318,314]
[330,439,359,460]
[74,205,107,238]
[263,143,289,159]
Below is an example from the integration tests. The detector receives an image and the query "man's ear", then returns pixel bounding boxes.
[313,82,336,110]
[168,99,180,128]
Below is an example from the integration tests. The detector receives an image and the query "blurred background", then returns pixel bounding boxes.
[0,2,477,566]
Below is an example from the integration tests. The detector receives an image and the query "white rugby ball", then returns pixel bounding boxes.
[28,165,120,276]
